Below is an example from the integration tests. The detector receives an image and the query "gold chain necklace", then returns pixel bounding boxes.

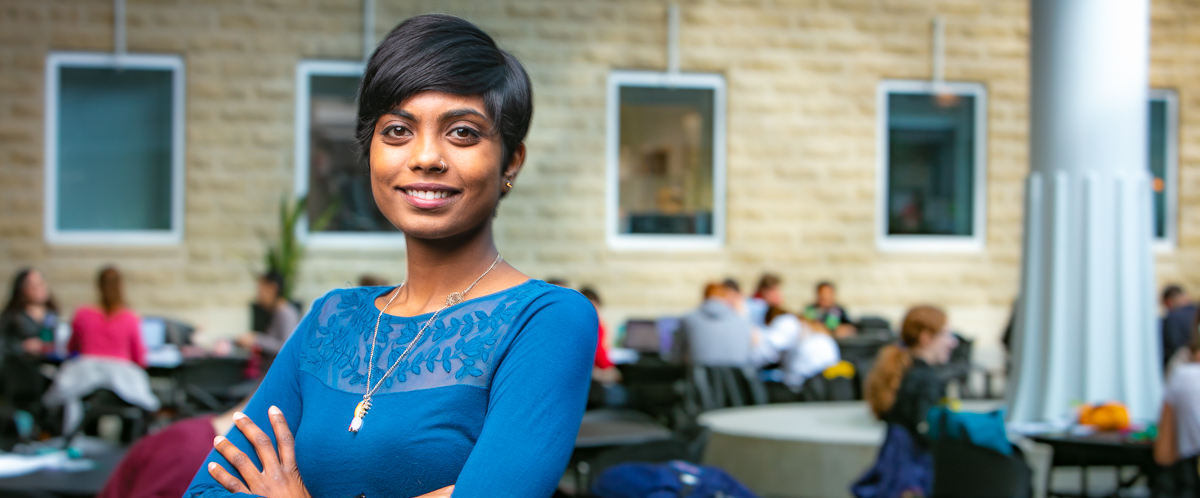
[349,254,503,433]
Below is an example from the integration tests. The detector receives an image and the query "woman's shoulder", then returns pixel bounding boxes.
[515,280,595,315]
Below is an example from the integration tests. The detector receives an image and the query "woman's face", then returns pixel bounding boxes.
[22,271,49,307]
[919,325,959,365]
[369,91,524,240]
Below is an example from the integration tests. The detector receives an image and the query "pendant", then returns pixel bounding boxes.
[446,292,465,307]
[349,399,371,433]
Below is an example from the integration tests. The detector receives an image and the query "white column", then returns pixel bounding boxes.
[1009,0,1160,423]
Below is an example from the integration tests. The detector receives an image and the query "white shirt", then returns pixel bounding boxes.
[750,314,841,391]
[1165,362,1200,459]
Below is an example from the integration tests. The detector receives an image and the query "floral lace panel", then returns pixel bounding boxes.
[298,285,532,394]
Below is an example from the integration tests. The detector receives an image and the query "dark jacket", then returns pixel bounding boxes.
[881,358,945,448]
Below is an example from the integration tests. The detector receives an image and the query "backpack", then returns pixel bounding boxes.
[592,460,759,498]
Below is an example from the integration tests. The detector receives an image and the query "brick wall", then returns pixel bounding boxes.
[0,0,1196,369]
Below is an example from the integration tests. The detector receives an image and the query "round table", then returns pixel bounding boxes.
[698,401,1001,498]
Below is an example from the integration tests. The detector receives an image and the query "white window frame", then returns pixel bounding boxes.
[43,52,186,245]
[605,71,727,251]
[294,60,403,249]
[1150,88,1179,252]
[875,80,988,253]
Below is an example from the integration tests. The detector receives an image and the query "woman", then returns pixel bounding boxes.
[853,306,957,498]
[1,269,58,414]
[186,15,597,498]
[236,270,301,374]
[69,266,147,367]
[46,266,158,438]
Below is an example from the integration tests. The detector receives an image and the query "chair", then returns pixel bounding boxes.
[931,438,1032,498]
[176,357,251,414]
[799,362,857,402]
[72,389,148,444]
[856,316,894,340]
[685,366,767,413]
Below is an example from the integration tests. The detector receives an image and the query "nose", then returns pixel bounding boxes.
[408,132,444,173]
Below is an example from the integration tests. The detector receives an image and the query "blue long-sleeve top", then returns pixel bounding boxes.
[184,280,598,498]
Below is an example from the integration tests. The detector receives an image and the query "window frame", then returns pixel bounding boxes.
[875,79,989,253]
[43,52,186,246]
[605,70,727,251]
[1150,88,1179,252]
[293,60,403,249]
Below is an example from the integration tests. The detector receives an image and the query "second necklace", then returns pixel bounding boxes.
[349,253,503,433]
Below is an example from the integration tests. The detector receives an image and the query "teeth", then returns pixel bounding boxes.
[406,190,449,200]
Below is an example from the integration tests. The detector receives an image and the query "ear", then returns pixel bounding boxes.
[501,143,526,194]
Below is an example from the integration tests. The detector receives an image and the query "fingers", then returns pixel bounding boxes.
[213,435,260,486]
[414,485,455,498]
[207,461,251,494]
[267,405,297,471]
[232,411,280,472]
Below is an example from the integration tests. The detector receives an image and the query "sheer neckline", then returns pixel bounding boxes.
[370,279,537,321]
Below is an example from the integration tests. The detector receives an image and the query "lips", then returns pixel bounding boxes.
[396,183,462,209]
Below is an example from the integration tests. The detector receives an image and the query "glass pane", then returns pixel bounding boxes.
[57,67,174,231]
[1148,99,1167,240]
[886,92,976,236]
[307,74,396,233]
[618,86,715,235]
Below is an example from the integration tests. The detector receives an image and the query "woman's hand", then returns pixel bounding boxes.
[208,406,312,498]
[415,485,454,497]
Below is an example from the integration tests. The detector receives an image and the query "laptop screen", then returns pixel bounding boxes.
[141,317,166,350]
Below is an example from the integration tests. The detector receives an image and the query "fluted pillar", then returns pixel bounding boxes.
[1008,0,1160,423]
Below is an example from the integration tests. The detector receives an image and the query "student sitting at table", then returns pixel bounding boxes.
[1,268,59,431]
[853,305,958,498]
[1155,326,1200,496]
[235,270,300,372]
[748,273,783,328]
[803,281,856,338]
[677,283,753,367]
[751,305,840,395]
[68,266,147,368]
[46,266,159,438]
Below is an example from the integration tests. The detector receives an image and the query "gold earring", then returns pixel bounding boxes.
[506,182,513,188]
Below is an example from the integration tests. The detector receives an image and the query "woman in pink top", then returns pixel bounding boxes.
[69,267,146,368]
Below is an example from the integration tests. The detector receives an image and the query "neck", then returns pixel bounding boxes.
[910,347,937,365]
[398,221,500,313]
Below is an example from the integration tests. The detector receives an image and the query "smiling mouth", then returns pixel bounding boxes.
[404,189,454,200]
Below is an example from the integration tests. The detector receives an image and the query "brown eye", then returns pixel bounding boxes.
[383,125,410,139]
[450,127,479,140]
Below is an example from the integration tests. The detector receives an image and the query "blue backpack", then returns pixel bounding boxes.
[592,460,760,498]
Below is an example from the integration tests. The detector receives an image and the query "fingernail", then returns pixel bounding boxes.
[214,436,226,445]
[269,406,281,416]
[208,462,217,471]
[232,412,246,421]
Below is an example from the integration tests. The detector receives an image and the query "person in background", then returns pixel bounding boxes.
[69,266,146,368]
[677,283,753,367]
[804,281,856,338]
[236,271,300,365]
[1161,284,1197,372]
[49,266,159,437]
[854,305,957,498]
[580,286,620,385]
[752,304,840,396]
[1155,327,1200,496]
[358,274,389,287]
[97,398,249,498]
[1,268,58,427]
[748,273,782,328]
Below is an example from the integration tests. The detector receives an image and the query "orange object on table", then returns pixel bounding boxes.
[1079,402,1131,431]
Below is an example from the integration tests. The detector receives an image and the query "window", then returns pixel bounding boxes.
[606,71,726,250]
[43,53,185,245]
[876,80,988,252]
[1149,89,1178,250]
[294,61,399,247]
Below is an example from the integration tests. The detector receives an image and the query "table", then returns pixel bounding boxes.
[569,409,675,495]
[0,446,126,498]
[1029,432,1157,497]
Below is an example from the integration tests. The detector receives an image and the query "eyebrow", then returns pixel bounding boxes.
[384,107,489,122]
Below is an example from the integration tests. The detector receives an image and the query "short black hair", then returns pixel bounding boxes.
[816,281,835,292]
[261,270,286,296]
[1163,284,1184,304]
[356,14,533,169]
